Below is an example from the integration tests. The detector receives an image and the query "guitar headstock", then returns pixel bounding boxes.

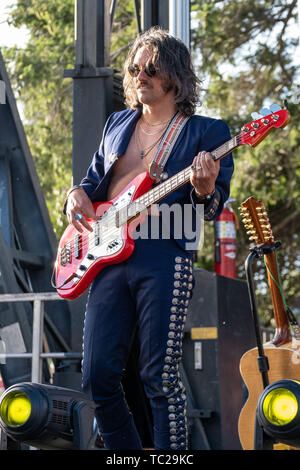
[239,104,290,148]
[239,196,274,245]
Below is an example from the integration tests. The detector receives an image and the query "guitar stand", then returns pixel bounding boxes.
[245,242,282,450]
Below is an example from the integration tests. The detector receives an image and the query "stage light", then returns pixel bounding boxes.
[262,387,298,426]
[0,382,95,450]
[256,379,300,448]
[1,391,32,426]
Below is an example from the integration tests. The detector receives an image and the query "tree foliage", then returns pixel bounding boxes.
[110,0,139,71]
[2,0,300,326]
[191,0,300,326]
[2,0,138,238]
[3,0,75,236]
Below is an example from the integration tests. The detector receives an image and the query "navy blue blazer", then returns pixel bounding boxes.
[79,108,234,253]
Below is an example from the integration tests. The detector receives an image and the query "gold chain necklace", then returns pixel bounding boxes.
[142,115,173,127]
[139,122,165,136]
[135,121,167,159]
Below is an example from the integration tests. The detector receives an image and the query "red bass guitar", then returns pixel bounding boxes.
[53,106,290,299]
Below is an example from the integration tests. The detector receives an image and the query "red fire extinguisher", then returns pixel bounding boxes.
[214,199,239,278]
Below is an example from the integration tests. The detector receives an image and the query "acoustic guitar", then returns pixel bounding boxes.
[238,196,300,450]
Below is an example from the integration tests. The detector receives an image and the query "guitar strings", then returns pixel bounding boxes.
[264,252,288,310]
[60,137,236,260]
[61,199,147,259]
[64,165,187,258]
[62,165,193,259]
[59,132,253,262]
[69,118,275,257]
[57,114,282,288]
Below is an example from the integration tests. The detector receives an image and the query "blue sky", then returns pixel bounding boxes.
[0,0,29,48]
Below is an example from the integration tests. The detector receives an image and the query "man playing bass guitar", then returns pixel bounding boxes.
[64,27,234,450]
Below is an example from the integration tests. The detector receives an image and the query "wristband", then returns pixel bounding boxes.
[194,188,215,202]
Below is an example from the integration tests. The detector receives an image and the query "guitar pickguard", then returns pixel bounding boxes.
[74,185,136,281]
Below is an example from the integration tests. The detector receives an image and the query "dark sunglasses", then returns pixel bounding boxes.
[128,63,157,78]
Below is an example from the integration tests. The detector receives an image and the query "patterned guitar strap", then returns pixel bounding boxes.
[149,112,190,182]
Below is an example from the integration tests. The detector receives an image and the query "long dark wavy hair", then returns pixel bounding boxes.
[123,27,201,117]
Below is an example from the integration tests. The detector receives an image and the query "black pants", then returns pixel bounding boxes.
[81,237,194,450]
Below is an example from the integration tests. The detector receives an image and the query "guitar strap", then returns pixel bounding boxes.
[149,112,190,182]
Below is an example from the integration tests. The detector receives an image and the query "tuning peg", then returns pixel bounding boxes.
[251,112,261,120]
[259,107,271,116]
[270,103,282,112]
[239,207,249,217]
[242,217,252,224]
[257,210,268,217]
[249,235,259,241]
[247,229,257,235]
[244,224,254,229]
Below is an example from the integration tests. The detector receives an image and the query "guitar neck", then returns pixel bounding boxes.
[139,134,240,207]
[117,134,240,225]
[264,250,291,346]
[240,196,291,347]
[210,135,240,161]
[137,166,191,208]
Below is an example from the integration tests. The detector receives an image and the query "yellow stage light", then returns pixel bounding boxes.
[0,382,95,450]
[256,379,300,449]
[1,391,31,427]
[262,387,298,426]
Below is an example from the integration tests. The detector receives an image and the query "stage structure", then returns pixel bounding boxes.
[0,0,257,449]
[0,0,174,392]
[0,51,84,390]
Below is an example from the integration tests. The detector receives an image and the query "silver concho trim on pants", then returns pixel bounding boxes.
[162,255,193,450]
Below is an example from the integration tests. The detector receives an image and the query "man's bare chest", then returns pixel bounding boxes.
[106,133,153,200]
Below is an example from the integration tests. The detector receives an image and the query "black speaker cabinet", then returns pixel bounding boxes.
[182,269,256,450]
